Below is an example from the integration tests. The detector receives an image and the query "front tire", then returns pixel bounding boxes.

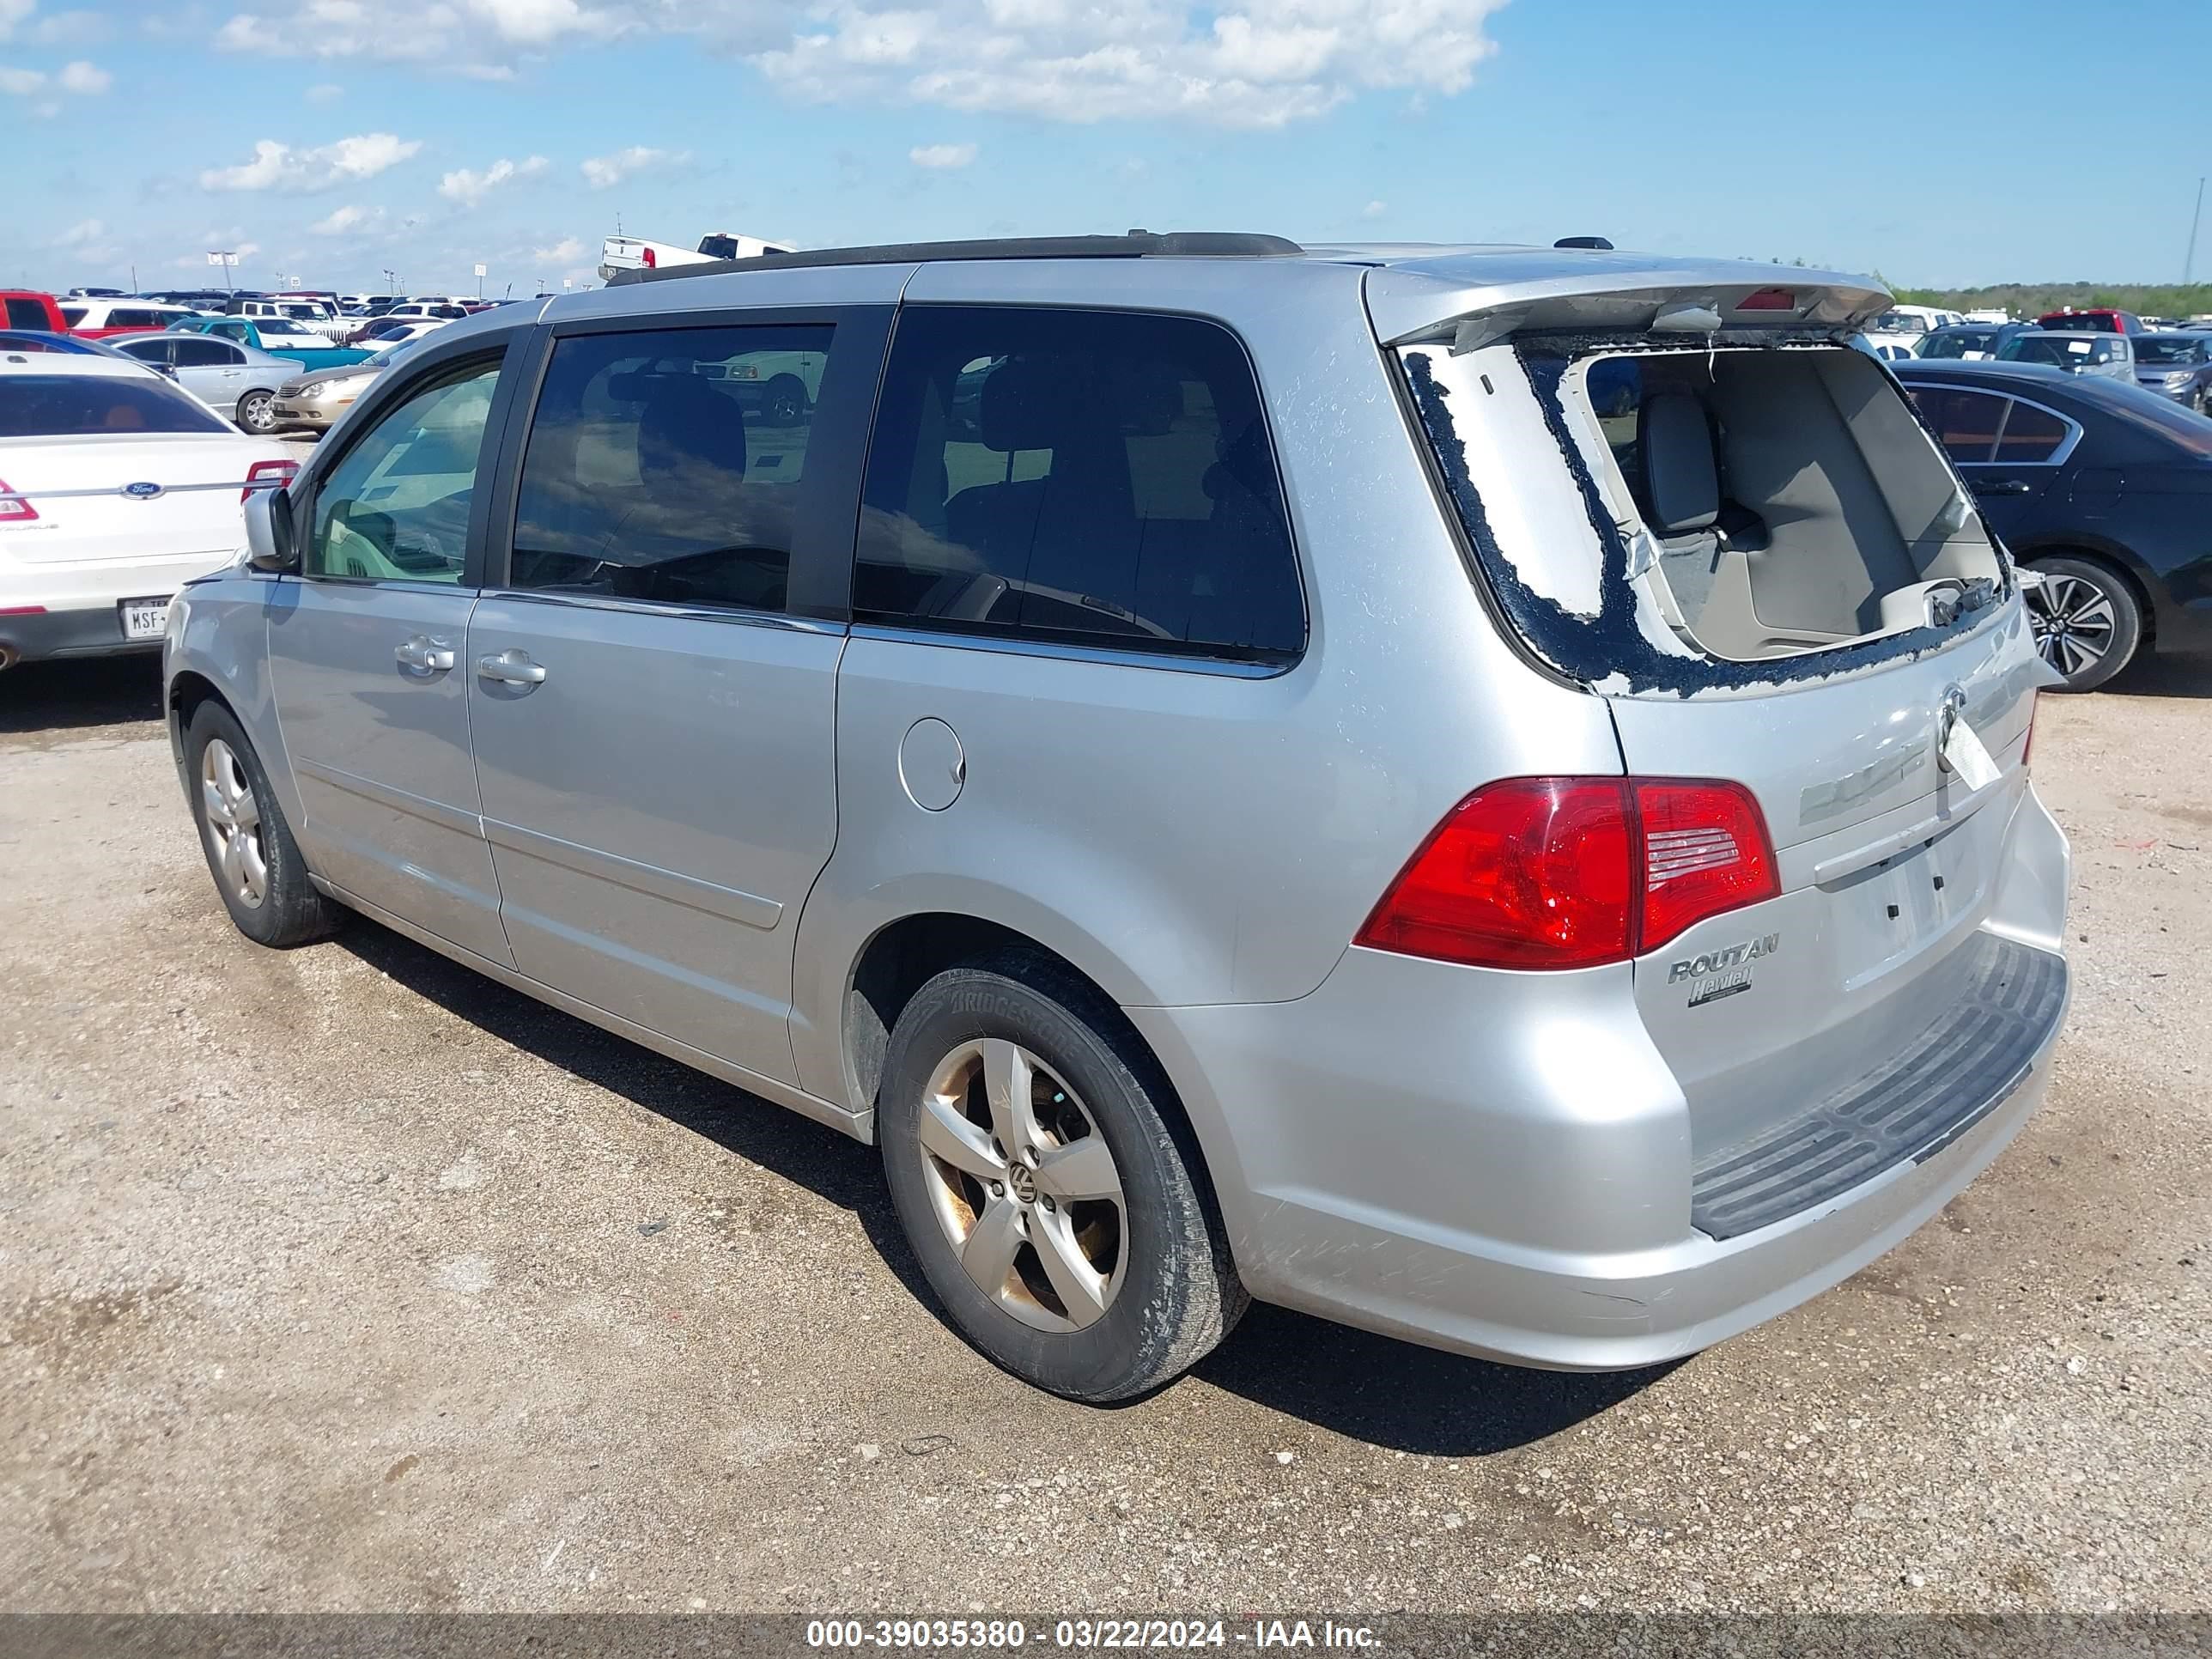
[878,953,1246,1401]
[763,374,806,427]
[184,702,341,947]
[2024,555,2142,691]
[234,389,277,435]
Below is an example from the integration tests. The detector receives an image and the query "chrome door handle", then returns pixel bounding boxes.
[477,648,547,686]
[394,635,455,672]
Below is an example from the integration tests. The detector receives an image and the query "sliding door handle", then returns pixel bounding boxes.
[477,648,547,686]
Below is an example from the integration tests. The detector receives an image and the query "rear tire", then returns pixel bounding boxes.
[878,952,1246,1401]
[2024,555,2142,691]
[234,389,277,435]
[184,701,342,948]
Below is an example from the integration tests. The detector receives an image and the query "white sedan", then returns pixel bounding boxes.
[0,351,296,669]
[361,319,450,355]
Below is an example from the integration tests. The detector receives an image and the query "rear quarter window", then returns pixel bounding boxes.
[854,306,1305,664]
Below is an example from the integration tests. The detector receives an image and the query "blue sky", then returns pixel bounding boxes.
[4,0,2207,297]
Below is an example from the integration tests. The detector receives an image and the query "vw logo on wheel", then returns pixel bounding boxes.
[121,481,164,500]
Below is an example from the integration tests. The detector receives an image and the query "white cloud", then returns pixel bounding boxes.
[908,142,976,169]
[1362,198,1388,219]
[532,235,584,263]
[304,81,343,101]
[200,2,1510,125]
[0,0,31,40]
[38,11,110,44]
[438,154,547,206]
[580,144,677,190]
[310,204,383,235]
[0,52,105,96]
[199,131,422,191]
[51,216,104,248]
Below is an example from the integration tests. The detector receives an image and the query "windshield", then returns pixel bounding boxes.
[1875,312,1931,334]
[0,374,230,436]
[2001,334,2121,367]
[2136,337,2209,365]
[260,319,313,337]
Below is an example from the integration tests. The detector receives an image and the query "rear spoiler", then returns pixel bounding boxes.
[1364,250,1890,350]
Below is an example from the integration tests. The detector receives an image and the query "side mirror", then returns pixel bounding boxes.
[244,483,299,574]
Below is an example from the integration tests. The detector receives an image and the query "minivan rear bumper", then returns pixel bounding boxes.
[1130,927,2069,1373]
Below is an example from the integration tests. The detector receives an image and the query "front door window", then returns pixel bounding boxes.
[306,359,500,584]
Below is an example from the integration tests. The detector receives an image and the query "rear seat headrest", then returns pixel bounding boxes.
[979,356,1076,453]
[1638,391,1720,535]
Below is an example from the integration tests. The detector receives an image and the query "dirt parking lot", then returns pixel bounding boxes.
[2,652,2209,1616]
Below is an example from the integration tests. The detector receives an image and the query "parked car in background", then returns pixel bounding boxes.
[166,240,2069,1403]
[1,290,68,332]
[1996,330,2135,380]
[359,319,449,354]
[1865,303,1963,356]
[65,286,129,300]
[1896,357,2212,690]
[227,296,349,341]
[2130,334,2212,413]
[2036,307,2143,335]
[113,332,307,434]
[61,299,200,339]
[173,314,375,374]
[1917,322,2030,361]
[0,352,295,669]
[268,358,391,434]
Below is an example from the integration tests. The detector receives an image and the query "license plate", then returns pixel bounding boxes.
[118,597,170,641]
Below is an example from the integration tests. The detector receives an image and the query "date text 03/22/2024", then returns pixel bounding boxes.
[804,1620,1380,1650]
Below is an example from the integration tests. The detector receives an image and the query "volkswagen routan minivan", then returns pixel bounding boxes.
[165,233,2071,1401]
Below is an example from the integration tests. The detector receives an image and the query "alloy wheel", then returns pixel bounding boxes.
[2025,571,2118,683]
[915,1037,1127,1333]
[199,738,269,908]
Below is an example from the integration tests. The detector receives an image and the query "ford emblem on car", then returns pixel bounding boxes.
[121,481,164,500]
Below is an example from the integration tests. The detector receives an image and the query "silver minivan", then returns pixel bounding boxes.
[165,234,2072,1401]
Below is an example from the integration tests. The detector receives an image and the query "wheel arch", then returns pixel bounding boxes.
[839,909,1232,1229]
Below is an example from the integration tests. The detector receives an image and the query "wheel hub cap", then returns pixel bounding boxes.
[2026,572,2116,681]
[198,738,269,909]
[915,1037,1127,1334]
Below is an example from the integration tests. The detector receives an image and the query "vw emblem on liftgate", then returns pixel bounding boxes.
[121,481,164,500]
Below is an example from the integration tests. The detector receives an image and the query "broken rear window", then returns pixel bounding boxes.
[1398,335,2008,696]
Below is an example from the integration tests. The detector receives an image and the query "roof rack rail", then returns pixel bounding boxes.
[610,230,1304,286]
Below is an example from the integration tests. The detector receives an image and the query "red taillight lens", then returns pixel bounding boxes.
[1356,776,1778,970]
[1737,287,1796,312]
[1356,778,1637,969]
[1634,780,1778,951]
[0,477,38,522]
[641,246,657,268]
[242,459,297,502]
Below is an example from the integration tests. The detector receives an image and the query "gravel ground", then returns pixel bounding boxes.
[1,652,2208,1616]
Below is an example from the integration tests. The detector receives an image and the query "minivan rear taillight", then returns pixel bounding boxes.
[242,459,297,501]
[1355,776,1778,970]
[0,477,37,522]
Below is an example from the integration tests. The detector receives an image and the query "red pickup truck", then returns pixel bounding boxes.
[0,290,69,332]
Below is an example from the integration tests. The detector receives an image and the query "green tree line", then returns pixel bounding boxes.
[1888,282,2212,319]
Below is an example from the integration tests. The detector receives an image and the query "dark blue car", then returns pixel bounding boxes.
[1895,357,2212,690]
